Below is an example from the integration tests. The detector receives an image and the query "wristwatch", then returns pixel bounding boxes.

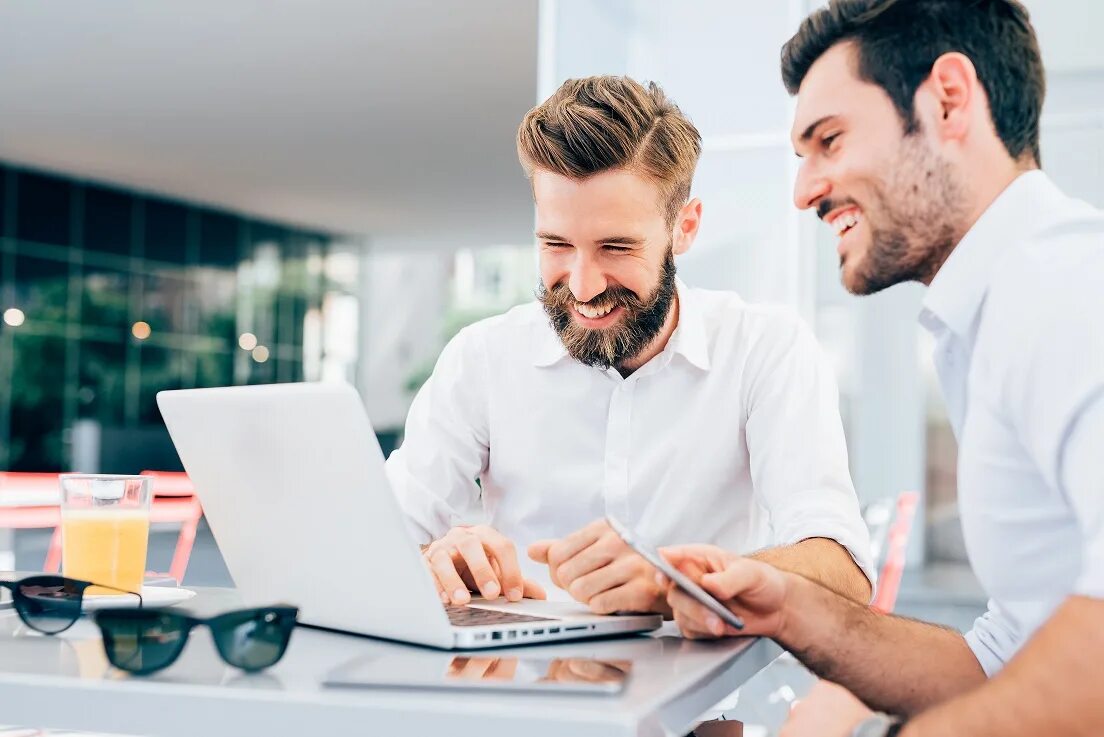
[851,713,904,737]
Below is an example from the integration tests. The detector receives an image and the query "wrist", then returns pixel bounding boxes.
[851,713,904,737]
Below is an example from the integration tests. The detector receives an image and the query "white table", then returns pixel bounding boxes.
[0,587,781,737]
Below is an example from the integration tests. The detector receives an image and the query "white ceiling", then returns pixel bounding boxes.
[0,0,539,246]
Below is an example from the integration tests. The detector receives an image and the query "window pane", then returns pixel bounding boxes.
[83,185,133,256]
[17,171,71,247]
[144,198,189,264]
[138,346,184,424]
[142,268,191,336]
[9,333,67,470]
[13,253,71,325]
[82,266,131,333]
[199,211,240,267]
[77,338,127,426]
[193,349,233,389]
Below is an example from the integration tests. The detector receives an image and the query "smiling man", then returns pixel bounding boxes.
[659,2,1104,736]
[384,76,873,616]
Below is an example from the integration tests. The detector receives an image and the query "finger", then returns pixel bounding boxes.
[527,539,555,564]
[699,562,763,601]
[657,544,719,570]
[567,556,633,605]
[555,542,616,587]
[522,578,547,600]
[547,521,605,570]
[481,531,524,602]
[588,577,653,615]
[667,587,727,637]
[422,552,452,604]
[455,534,502,599]
[430,548,471,606]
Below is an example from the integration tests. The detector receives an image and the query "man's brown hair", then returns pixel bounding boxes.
[517,76,702,227]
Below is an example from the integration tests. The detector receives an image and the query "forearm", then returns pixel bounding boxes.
[779,573,986,715]
[751,537,871,603]
[902,596,1104,737]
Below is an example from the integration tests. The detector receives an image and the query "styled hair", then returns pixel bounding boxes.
[781,0,1045,164]
[517,76,702,226]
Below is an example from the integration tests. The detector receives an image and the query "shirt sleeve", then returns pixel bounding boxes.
[742,310,875,588]
[993,250,1104,601]
[965,598,1027,677]
[1062,391,1104,599]
[384,325,490,544]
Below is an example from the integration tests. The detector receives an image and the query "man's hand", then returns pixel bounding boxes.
[528,519,670,615]
[780,680,875,737]
[658,544,792,639]
[423,525,547,606]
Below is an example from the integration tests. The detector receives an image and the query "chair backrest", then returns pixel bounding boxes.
[870,491,920,614]
[139,470,196,497]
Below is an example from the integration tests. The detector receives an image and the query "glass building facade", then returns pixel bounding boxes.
[0,163,360,473]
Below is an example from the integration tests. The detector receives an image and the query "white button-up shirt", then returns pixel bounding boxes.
[386,280,874,594]
[919,170,1104,676]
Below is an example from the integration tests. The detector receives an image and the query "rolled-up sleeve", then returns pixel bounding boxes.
[742,311,875,587]
[965,598,1027,677]
[385,326,490,544]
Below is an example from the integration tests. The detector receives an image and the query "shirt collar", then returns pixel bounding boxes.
[920,170,1063,340]
[532,278,711,371]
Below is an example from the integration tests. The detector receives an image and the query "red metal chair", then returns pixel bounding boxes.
[870,491,920,614]
[0,471,203,584]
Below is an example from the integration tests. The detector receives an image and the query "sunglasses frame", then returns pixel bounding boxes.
[0,575,144,634]
[93,605,299,676]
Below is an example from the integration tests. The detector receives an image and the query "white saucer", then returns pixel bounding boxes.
[83,586,197,610]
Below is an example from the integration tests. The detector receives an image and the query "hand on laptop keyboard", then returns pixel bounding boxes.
[422,525,548,607]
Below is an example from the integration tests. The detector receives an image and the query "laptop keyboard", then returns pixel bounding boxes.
[445,605,555,628]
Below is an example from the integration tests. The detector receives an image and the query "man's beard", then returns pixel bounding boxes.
[538,249,677,370]
[823,130,968,296]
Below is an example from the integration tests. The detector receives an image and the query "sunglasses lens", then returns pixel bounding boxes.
[95,610,189,675]
[210,609,295,672]
[15,576,85,634]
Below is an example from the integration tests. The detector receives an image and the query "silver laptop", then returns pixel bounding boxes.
[156,382,661,649]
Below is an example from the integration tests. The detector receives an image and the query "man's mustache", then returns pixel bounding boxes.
[817,197,860,221]
[541,283,646,314]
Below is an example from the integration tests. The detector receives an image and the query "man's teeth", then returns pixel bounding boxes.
[575,303,614,319]
[833,211,861,236]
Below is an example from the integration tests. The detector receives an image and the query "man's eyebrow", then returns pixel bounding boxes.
[535,231,567,241]
[597,235,644,246]
[799,114,840,143]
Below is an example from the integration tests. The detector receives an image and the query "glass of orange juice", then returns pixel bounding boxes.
[59,474,152,595]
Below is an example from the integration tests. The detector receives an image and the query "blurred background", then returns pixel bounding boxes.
[0,0,1100,666]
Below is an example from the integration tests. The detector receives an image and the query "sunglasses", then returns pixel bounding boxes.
[92,606,299,675]
[0,575,143,635]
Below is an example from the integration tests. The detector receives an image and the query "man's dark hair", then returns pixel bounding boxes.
[781,0,1045,165]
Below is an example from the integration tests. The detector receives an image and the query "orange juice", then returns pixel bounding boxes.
[61,509,150,595]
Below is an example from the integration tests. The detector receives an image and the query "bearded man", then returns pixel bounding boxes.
[385,75,873,616]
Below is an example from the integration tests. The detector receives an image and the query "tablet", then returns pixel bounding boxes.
[326,654,632,695]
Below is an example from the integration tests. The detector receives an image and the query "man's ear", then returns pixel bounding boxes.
[672,197,703,256]
[924,52,979,145]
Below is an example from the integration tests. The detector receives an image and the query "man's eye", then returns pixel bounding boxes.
[603,245,630,253]
[822,133,841,151]
[544,242,571,249]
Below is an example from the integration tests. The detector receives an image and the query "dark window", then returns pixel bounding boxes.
[77,338,127,426]
[0,165,9,236]
[83,185,133,256]
[82,266,131,333]
[138,345,184,424]
[9,333,68,470]
[199,211,240,266]
[145,198,189,264]
[13,254,71,324]
[16,170,71,246]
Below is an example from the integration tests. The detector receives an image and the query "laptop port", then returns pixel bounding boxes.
[507,631,517,639]
[564,625,587,632]
[475,633,487,641]
[492,632,502,640]
[532,629,545,635]
[549,627,560,634]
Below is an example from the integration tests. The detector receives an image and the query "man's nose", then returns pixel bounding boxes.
[794,161,831,212]
[568,255,608,303]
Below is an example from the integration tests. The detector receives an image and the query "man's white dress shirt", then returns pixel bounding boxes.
[919,170,1104,676]
[386,280,873,594]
